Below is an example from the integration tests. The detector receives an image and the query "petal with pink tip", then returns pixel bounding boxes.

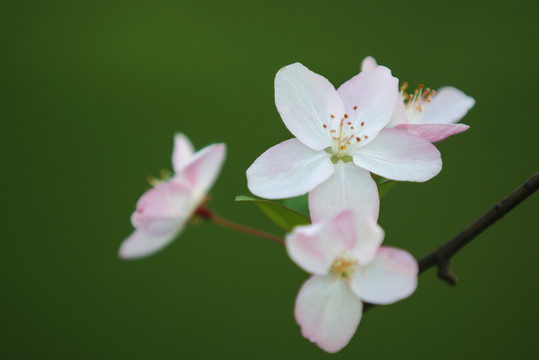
[247,139,334,199]
[286,211,359,275]
[131,181,193,234]
[172,133,195,173]
[349,247,418,305]
[118,227,182,260]
[275,63,344,151]
[360,56,378,72]
[395,123,470,143]
[295,275,362,353]
[309,162,379,223]
[351,128,442,182]
[421,87,475,124]
[181,143,226,199]
[337,66,399,145]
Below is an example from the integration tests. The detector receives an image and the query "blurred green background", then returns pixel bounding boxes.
[2,0,538,359]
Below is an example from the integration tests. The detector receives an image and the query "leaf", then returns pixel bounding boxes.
[377,180,396,198]
[283,194,310,218]
[235,195,310,232]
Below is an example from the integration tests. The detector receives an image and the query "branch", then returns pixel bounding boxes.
[418,171,539,285]
[364,171,538,313]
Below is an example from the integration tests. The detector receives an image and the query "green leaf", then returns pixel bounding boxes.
[377,180,396,198]
[283,194,310,218]
[235,195,310,232]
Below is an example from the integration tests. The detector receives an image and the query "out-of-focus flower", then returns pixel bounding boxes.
[286,210,418,353]
[119,134,226,260]
[247,63,441,221]
[361,56,475,143]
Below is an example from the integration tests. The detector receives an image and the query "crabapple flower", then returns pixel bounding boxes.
[119,134,226,260]
[361,56,475,143]
[247,63,442,221]
[286,210,418,353]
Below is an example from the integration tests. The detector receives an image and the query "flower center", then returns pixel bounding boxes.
[400,82,435,124]
[329,256,358,279]
[322,106,368,160]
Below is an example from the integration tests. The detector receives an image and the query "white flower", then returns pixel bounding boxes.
[247,63,442,221]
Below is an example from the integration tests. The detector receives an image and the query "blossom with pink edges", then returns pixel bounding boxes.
[119,134,226,260]
[361,56,475,143]
[286,210,418,353]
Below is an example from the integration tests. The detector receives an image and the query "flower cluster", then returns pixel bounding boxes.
[119,56,474,353]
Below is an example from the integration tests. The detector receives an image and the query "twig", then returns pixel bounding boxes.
[418,171,538,285]
[364,171,538,312]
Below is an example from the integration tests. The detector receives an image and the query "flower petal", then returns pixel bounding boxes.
[286,211,359,275]
[118,227,182,260]
[360,56,378,72]
[131,181,193,234]
[351,128,442,182]
[181,143,226,199]
[337,66,399,145]
[295,275,362,353]
[309,162,379,223]
[172,133,195,173]
[247,139,334,199]
[349,247,418,305]
[275,63,344,150]
[421,86,475,124]
[395,123,470,143]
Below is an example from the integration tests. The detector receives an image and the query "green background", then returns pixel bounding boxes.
[2,0,538,359]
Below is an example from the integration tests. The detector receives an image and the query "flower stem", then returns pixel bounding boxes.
[196,207,285,245]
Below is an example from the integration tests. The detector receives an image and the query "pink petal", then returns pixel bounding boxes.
[131,181,193,234]
[349,247,418,305]
[309,162,379,223]
[421,86,475,124]
[181,143,226,198]
[337,66,399,145]
[172,133,195,173]
[247,139,334,199]
[286,212,359,275]
[395,123,470,143]
[118,227,183,260]
[351,128,442,182]
[295,275,362,353]
[360,56,378,72]
[275,63,344,151]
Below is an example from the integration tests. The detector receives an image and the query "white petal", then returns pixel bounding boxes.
[351,128,442,182]
[360,56,378,71]
[386,99,408,127]
[349,247,418,305]
[275,63,344,150]
[118,227,182,260]
[344,211,385,266]
[395,123,470,143]
[247,139,334,199]
[172,133,195,173]
[181,143,226,199]
[295,275,362,353]
[421,87,475,124]
[337,66,399,145]
[286,212,359,275]
[309,162,379,223]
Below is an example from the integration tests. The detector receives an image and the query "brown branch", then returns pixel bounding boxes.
[418,171,539,285]
[364,171,539,313]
